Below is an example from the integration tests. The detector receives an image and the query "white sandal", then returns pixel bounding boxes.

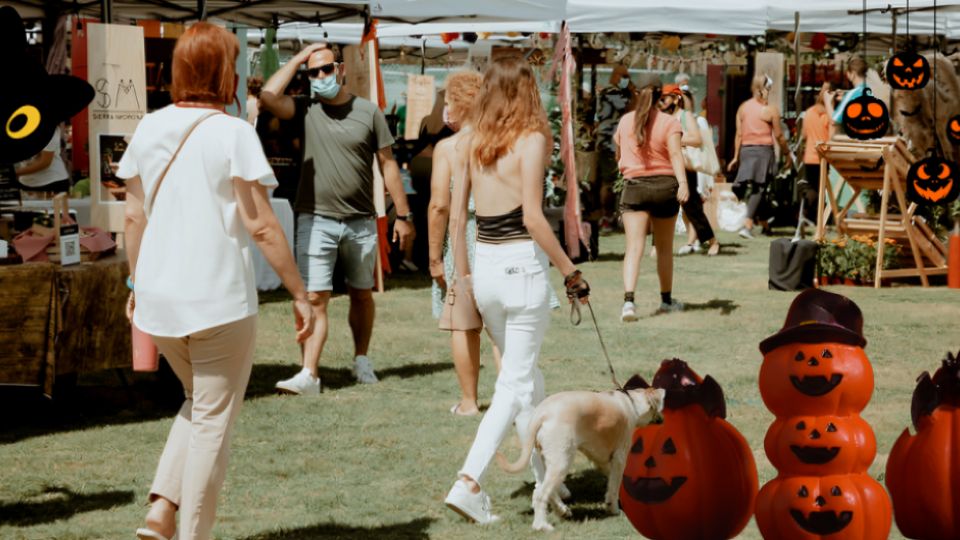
[136,527,177,540]
[450,403,481,416]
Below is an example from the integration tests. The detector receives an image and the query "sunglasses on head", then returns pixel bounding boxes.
[307,63,337,77]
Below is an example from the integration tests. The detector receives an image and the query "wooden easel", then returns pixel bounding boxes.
[815,136,949,288]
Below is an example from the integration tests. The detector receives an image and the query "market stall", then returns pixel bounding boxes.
[0,254,130,396]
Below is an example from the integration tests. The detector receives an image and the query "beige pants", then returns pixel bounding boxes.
[149,315,257,540]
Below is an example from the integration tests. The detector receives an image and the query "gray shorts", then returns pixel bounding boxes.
[296,213,378,292]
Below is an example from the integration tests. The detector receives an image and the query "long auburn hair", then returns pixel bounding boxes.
[632,84,663,148]
[472,57,549,167]
[171,22,238,104]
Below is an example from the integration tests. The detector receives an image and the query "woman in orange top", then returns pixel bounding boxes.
[800,83,833,226]
[728,73,793,238]
[614,84,689,322]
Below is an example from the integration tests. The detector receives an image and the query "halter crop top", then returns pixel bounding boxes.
[476,206,531,244]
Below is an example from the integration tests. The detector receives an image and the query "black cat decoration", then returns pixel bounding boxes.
[0,6,94,164]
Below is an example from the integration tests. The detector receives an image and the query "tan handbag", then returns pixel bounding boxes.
[438,151,482,331]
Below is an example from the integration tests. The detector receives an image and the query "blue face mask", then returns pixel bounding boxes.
[311,75,340,99]
[618,78,630,89]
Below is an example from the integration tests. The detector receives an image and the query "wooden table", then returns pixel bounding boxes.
[815,137,949,287]
[0,254,131,396]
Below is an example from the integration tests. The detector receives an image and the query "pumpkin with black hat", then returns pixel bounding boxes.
[758,289,872,417]
[755,288,892,540]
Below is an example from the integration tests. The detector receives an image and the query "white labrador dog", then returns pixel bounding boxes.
[496,376,665,531]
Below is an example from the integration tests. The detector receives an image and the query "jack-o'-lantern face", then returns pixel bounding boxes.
[760,343,873,416]
[948,115,960,145]
[907,156,960,205]
[621,433,687,504]
[886,52,930,90]
[842,91,889,140]
[789,480,855,535]
[757,475,892,540]
[766,414,876,475]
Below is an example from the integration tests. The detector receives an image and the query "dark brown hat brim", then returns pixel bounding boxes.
[759,323,867,355]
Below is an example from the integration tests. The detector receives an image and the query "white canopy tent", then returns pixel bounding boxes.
[370,0,563,34]
[565,0,768,35]
[374,0,960,38]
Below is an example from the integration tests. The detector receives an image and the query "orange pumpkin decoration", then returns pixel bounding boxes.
[765,415,876,476]
[947,115,960,145]
[841,89,889,140]
[886,350,960,540]
[906,156,960,205]
[620,360,758,540]
[756,474,892,539]
[760,343,874,417]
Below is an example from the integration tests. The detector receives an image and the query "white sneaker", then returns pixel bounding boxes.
[353,355,379,384]
[738,227,755,239]
[275,368,320,395]
[445,480,500,524]
[621,301,638,322]
[678,241,701,255]
[399,259,419,272]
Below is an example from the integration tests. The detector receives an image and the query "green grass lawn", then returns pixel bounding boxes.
[1,230,958,539]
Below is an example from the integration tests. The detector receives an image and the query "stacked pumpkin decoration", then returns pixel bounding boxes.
[620,359,758,540]
[886,349,960,539]
[755,289,892,539]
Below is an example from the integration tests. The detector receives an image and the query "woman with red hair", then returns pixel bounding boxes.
[428,69,492,417]
[118,23,313,540]
[443,57,590,525]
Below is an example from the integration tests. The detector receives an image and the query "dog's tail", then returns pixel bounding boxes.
[495,413,544,474]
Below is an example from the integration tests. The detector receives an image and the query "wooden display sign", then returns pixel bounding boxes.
[755,52,784,111]
[404,74,436,141]
[87,23,146,233]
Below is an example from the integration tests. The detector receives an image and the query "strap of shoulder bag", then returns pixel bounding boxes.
[147,111,222,210]
[447,136,473,286]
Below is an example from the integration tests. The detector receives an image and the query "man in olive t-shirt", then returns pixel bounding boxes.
[260,42,415,395]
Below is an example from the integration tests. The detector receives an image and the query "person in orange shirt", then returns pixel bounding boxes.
[800,83,833,227]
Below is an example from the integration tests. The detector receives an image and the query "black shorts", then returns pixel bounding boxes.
[17,179,70,193]
[803,163,821,191]
[619,175,680,218]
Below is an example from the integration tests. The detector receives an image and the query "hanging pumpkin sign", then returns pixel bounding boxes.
[886,51,930,90]
[886,350,960,540]
[906,156,960,205]
[947,115,960,145]
[842,89,889,140]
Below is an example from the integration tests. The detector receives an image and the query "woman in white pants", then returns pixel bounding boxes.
[443,56,590,524]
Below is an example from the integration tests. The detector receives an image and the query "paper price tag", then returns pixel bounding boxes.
[59,224,81,266]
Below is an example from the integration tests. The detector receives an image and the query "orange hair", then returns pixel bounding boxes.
[171,22,238,105]
[473,57,549,167]
[444,70,483,125]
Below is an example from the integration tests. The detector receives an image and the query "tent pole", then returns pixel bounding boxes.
[891,11,897,55]
[198,0,207,21]
[794,11,801,116]
[100,0,111,23]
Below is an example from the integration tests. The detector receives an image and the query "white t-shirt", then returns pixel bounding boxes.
[117,105,277,337]
[17,127,69,188]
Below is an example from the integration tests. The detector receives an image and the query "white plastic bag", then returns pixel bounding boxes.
[717,190,747,232]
